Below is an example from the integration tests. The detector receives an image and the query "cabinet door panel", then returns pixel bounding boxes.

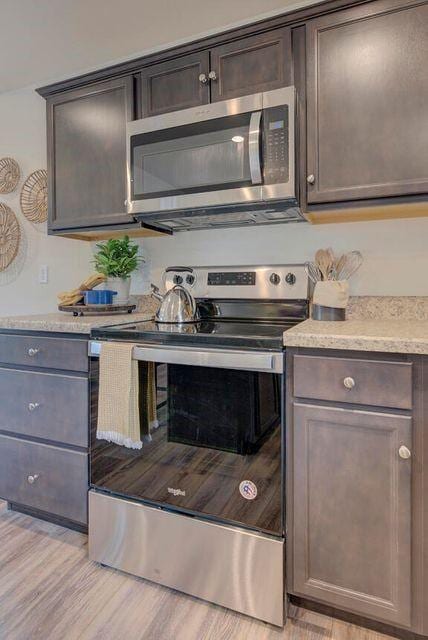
[0,435,88,525]
[210,28,291,102]
[291,403,412,627]
[0,369,88,447]
[306,0,428,204]
[140,52,210,117]
[48,76,134,230]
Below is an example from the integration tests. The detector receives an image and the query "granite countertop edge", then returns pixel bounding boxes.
[0,312,155,335]
[283,319,428,355]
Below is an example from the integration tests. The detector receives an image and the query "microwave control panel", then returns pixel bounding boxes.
[263,105,289,185]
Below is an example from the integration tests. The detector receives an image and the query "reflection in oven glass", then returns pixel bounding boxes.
[91,361,282,535]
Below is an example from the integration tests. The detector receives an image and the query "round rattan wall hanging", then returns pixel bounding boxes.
[0,157,20,194]
[20,169,48,223]
[0,203,20,271]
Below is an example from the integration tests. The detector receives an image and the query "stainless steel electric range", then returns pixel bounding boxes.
[88,264,309,626]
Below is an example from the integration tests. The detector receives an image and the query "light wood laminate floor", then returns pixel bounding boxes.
[0,502,396,640]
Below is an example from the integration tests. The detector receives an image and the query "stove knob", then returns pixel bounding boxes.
[186,274,195,286]
[269,273,281,285]
[173,274,183,285]
[285,272,296,285]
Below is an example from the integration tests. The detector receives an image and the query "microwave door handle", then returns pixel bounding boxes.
[248,110,262,185]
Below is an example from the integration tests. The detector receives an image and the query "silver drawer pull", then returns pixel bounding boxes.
[27,474,39,484]
[28,348,40,357]
[399,445,411,460]
[28,402,40,412]
[343,376,355,390]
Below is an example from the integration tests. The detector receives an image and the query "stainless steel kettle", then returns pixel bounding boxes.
[151,283,200,324]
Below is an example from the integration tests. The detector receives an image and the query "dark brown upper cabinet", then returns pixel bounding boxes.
[139,28,292,117]
[305,0,428,205]
[140,52,210,117]
[209,28,292,102]
[47,76,135,231]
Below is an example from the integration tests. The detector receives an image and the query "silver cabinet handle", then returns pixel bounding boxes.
[208,70,217,81]
[27,474,39,484]
[198,73,208,84]
[28,402,40,412]
[343,376,355,390]
[28,348,40,357]
[307,174,315,184]
[399,445,411,460]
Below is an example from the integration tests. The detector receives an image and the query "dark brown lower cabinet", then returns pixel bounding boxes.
[287,349,428,636]
[291,403,412,627]
[0,332,89,529]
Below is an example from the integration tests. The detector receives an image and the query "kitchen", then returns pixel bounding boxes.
[0,0,427,638]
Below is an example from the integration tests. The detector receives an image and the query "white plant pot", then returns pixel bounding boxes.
[105,277,131,305]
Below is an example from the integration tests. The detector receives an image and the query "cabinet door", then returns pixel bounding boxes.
[210,28,292,102]
[47,76,134,231]
[290,403,412,627]
[140,52,210,117]
[306,0,428,204]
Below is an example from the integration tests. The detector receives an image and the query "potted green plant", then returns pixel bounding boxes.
[93,236,143,304]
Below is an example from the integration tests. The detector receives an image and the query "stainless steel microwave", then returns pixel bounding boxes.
[126,86,304,232]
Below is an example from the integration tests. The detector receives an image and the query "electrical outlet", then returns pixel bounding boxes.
[39,265,49,284]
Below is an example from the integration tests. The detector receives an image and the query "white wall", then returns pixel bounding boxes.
[1,2,427,312]
[142,216,428,296]
[0,88,92,315]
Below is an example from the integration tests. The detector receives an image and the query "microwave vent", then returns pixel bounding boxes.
[137,198,305,232]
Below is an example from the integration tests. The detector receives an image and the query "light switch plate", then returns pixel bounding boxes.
[39,265,49,284]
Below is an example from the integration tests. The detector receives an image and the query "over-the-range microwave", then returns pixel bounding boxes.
[126,86,305,232]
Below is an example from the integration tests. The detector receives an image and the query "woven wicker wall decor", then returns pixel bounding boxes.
[0,203,20,271]
[0,158,20,194]
[20,169,48,223]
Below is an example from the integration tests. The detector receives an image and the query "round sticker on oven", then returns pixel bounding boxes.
[239,480,258,500]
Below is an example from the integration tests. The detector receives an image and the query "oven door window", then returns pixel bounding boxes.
[130,113,258,199]
[91,362,282,536]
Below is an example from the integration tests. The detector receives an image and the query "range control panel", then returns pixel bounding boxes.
[208,271,256,286]
[164,265,309,300]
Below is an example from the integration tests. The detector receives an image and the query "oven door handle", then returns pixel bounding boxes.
[249,110,262,185]
[89,341,283,373]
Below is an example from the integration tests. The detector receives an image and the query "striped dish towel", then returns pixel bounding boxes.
[96,341,142,450]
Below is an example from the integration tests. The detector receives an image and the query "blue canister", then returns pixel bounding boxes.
[83,290,117,305]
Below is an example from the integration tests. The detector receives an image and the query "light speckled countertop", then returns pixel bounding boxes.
[283,319,428,355]
[0,295,158,335]
[0,311,156,334]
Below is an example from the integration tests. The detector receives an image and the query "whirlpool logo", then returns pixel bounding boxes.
[239,480,258,500]
[168,487,186,497]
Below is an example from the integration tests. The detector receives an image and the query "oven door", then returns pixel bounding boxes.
[90,343,284,536]
[127,93,264,215]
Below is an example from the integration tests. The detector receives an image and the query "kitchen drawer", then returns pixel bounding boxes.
[0,435,88,524]
[0,334,88,372]
[293,355,412,410]
[0,369,88,447]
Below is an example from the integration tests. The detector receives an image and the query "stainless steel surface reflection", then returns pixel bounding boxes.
[152,283,200,324]
[89,491,285,626]
[155,322,199,333]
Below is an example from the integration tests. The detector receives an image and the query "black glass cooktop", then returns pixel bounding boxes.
[91,318,298,351]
